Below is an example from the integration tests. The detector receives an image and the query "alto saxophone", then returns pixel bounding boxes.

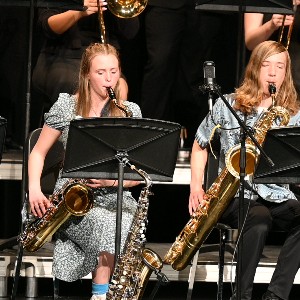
[164,87,290,271]
[19,179,93,252]
[107,162,167,300]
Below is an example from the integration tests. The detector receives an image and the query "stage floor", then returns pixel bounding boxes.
[1,241,300,299]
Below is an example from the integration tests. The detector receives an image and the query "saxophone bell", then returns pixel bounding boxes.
[225,82,278,179]
[225,144,259,178]
[19,179,93,252]
[142,248,163,270]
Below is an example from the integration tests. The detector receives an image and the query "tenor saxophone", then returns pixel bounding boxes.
[19,179,93,252]
[107,163,167,300]
[164,90,290,271]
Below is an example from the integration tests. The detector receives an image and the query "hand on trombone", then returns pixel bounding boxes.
[269,14,294,29]
[47,0,107,34]
[244,2,299,51]
[83,0,107,16]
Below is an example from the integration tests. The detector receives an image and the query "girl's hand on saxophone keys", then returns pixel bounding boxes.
[29,189,52,218]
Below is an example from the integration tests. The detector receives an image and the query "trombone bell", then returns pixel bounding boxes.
[108,0,148,18]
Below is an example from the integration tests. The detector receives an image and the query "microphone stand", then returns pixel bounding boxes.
[200,83,274,300]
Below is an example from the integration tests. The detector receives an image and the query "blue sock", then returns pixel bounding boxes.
[92,282,109,295]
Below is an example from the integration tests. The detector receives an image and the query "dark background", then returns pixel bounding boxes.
[0,3,241,240]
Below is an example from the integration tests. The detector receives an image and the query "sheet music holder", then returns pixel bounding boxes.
[62,117,181,257]
[0,0,84,10]
[62,117,181,182]
[254,126,300,184]
[0,117,7,164]
[196,0,294,14]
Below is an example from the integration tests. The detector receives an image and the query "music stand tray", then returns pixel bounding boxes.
[254,126,300,184]
[196,0,293,14]
[62,117,181,182]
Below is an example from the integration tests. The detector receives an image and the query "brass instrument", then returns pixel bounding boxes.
[278,5,297,50]
[164,86,290,271]
[97,0,147,43]
[108,0,148,18]
[107,87,133,117]
[225,84,281,178]
[97,0,107,44]
[19,179,93,252]
[107,163,167,300]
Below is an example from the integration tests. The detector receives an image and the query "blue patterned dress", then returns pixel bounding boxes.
[44,93,142,282]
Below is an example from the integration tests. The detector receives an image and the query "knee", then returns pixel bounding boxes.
[247,206,272,233]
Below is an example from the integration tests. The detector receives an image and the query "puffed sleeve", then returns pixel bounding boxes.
[125,101,142,118]
[44,93,76,132]
[195,99,223,148]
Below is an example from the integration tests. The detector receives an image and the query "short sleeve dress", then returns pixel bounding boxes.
[44,93,142,282]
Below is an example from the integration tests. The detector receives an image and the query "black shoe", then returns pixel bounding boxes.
[262,290,283,300]
[5,137,23,151]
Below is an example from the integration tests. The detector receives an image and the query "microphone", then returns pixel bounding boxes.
[203,61,216,113]
[203,61,216,87]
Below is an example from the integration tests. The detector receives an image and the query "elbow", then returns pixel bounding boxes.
[244,37,256,51]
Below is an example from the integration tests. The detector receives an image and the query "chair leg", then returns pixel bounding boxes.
[186,250,200,300]
[53,277,60,299]
[0,277,8,297]
[11,243,24,300]
[217,228,226,300]
[26,277,38,297]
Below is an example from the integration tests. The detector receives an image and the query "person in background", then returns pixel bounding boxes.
[31,0,139,130]
[244,3,300,204]
[244,2,300,93]
[189,41,300,300]
[28,43,141,300]
[140,0,222,148]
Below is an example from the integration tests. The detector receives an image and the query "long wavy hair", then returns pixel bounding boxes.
[76,43,124,117]
[235,40,299,115]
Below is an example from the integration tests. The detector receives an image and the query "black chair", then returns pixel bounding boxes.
[11,128,64,299]
[186,140,236,300]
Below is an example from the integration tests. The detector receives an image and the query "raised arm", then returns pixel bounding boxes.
[244,13,294,50]
[47,0,107,34]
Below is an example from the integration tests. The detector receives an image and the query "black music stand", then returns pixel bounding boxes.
[0,0,84,10]
[254,126,300,184]
[0,117,7,164]
[196,0,293,14]
[62,117,181,257]
[196,0,294,86]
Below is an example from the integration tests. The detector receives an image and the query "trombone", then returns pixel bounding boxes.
[278,15,294,49]
[97,0,148,44]
[278,4,297,50]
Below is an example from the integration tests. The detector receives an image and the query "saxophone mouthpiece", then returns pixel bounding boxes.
[106,87,116,100]
[268,83,276,106]
[268,83,276,96]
